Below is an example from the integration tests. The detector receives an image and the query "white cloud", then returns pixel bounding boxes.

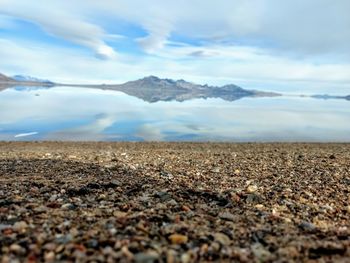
[0,37,350,94]
[2,0,350,56]
[0,0,117,59]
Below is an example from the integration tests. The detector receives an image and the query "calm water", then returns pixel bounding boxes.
[0,86,349,141]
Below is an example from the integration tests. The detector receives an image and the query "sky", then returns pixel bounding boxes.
[0,0,350,94]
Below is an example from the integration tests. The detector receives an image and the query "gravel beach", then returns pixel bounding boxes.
[0,142,349,262]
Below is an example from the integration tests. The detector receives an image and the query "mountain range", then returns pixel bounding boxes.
[96,76,280,102]
[0,73,54,89]
[12,75,52,83]
[0,72,349,103]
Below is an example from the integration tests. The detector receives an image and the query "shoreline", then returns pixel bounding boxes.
[1,142,349,261]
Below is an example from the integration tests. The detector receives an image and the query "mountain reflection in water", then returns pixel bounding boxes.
[0,85,349,142]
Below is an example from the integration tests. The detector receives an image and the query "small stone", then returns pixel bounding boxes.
[55,234,73,244]
[247,185,258,193]
[121,246,134,260]
[44,251,55,262]
[167,199,178,206]
[234,169,240,175]
[10,244,25,254]
[61,203,76,210]
[166,249,177,263]
[155,191,172,202]
[160,171,173,179]
[246,193,263,204]
[134,251,159,263]
[219,212,235,221]
[98,194,106,200]
[169,234,188,244]
[55,245,65,253]
[299,221,316,231]
[86,239,99,249]
[181,252,191,263]
[251,243,271,260]
[182,205,191,212]
[214,232,231,245]
[49,194,58,202]
[13,221,28,232]
[212,167,220,173]
[113,211,127,218]
[109,228,117,235]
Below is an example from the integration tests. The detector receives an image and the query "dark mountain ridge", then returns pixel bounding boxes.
[102,76,280,102]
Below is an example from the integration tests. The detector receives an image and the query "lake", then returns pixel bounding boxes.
[0,85,349,142]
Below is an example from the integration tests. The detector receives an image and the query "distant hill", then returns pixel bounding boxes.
[0,72,54,87]
[101,76,280,102]
[311,94,350,101]
[12,75,52,84]
[0,73,15,82]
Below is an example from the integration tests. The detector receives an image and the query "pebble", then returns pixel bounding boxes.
[214,232,231,245]
[247,185,258,193]
[10,244,25,254]
[299,221,316,231]
[219,212,235,221]
[44,251,55,262]
[134,251,159,263]
[251,243,271,260]
[61,203,76,210]
[169,234,188,244]
[13,221,28,232]
[212,167,220,173]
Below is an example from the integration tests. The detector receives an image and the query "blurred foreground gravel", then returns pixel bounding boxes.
[0,142,349,262]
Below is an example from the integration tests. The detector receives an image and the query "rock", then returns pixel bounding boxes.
[247,185,258,193]
[0,224,12,231]
[299,221,316,231]
[134,251,159,263]
[10,243,25,254]
[167,199,178,206]
[86,239,99,249]
[181,252,191,263]
[160,171,174,179]
[121,246,134,260]
[44,251,55,262]
[155,191,172,202]
[113,211,127,218]
[246,193,263,204]
[169,234,188,244]
[212,167,220,173]
[214,232,231,245]
[109,228,117,235]
[219,212,235,221]
[61,203,76,210]
[13,221,28,232]
[182,205,191,212]
[55,234,73,244]
[49,194,58,202]
[251,243,271,260]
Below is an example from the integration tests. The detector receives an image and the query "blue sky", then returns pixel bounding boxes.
[0,0,350,93]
